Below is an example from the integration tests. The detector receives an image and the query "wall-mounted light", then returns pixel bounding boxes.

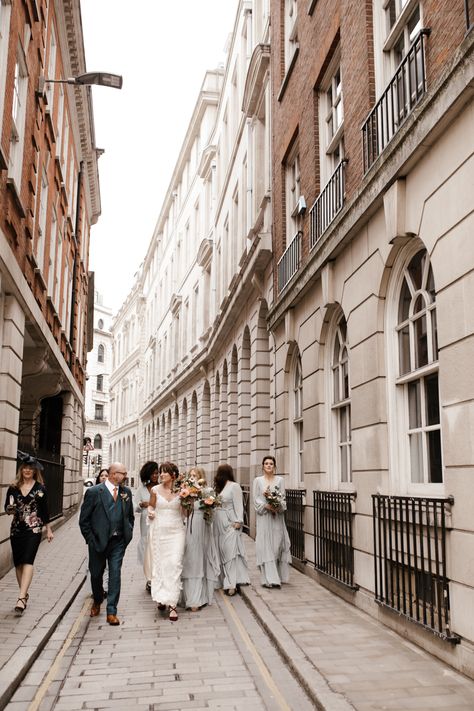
[38,71,123,94]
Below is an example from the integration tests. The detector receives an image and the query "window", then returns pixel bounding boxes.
[97,318,104,329]
[319,55,344,186]
[94,404,104,421]
[96,374,103,391]
[97,343,105,363]
[331,316,352,484]
[94,434,102,449]
[285,146,301,243]
[36,165,49,270]
[292,351,303,484]
[45,25,56,110]
[395,248,442,486]
[47,206,57,296]
[0,3,12,145]
[8,46,28,189]
[284,0,298,71]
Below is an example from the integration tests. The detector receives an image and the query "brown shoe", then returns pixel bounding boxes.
[106,614,120,626]
[90,602,101,617]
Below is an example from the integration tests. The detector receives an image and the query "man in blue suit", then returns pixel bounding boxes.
[79,462,134,625]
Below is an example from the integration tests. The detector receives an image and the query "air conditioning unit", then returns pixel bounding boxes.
[295,195,307,216]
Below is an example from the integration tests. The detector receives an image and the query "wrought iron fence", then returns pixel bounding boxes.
[313,491,357,589]
[241,484,250,535]
[286,489,306,561]
[277,230,302,293]
[362,29,430,172]
[309,160,347,249]
[37,456,65,520]
[372,494,459,642]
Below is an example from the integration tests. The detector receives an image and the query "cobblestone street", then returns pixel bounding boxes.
[2,514,474,710]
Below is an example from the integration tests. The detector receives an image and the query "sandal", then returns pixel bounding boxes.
[14,597,28,615]
[169,606,178,622]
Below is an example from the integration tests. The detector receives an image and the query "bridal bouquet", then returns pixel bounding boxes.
[264,485,283,512]
[176,471,203,513]
[198,486,222,523]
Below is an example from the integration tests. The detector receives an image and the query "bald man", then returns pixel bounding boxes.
[79,462,134,625]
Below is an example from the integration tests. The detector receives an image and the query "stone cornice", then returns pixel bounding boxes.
[242,43,270,118]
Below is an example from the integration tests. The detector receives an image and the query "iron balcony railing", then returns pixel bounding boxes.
[309,160,347,249]
[277,230,302,293]
[314,491,358,589]
[241,484,250,535]
[372,494,459,642]
[362,29,430,172]
[285,489,306,560]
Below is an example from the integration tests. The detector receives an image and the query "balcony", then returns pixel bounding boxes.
[277,230,302,293]
[314,491,358,589]
[372,494,459,642]
[309,160,347,250]
[362,29,430,172]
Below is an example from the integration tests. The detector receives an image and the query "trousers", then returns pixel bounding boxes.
[88,535,126,615]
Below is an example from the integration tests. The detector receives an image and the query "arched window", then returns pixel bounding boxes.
[98,318,104,329]
[94,434,102,449]
[97,343,105,363]
[331,315,351,483]
[291,351,303,483]
[394,248,442,485]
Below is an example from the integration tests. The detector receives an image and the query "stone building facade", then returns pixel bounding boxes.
[0,0,100,573]
[269,0,474,676]
[83,290,112,480]
[109,0,273,529]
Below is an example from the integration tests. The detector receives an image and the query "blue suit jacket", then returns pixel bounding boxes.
[79,483,134,552]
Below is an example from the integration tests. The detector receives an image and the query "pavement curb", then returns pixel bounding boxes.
[240,584,355,711]
[0,569,87,711]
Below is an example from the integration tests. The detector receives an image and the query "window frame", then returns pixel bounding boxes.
[387,244,444,496]
[328,313,353,488]
[318,50,344,188]
[290,349,304,486]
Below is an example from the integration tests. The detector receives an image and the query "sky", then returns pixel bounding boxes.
[81,1,238,314]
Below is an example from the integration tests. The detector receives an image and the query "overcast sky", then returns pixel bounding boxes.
[81,1,238,314]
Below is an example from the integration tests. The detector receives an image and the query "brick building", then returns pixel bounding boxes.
[270,0,474,675]
[0,0,100,572]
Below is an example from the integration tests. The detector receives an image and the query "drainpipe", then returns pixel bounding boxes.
[69,160,83,366]
[466,0,472,31]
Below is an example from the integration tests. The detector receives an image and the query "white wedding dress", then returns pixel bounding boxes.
[147,490,185,607]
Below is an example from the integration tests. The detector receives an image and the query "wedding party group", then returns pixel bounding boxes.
[4,453,291,627]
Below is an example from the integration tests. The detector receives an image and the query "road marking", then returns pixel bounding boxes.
[220,590,292,711]
[27,596,90,711]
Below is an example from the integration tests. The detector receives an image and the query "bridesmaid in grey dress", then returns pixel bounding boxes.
[181,467,220,611]
[253,455,291,588]
[213,464,250,596]
[133,461,159,591]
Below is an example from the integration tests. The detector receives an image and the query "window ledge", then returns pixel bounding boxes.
[277,46,300,102]
[6,178,27,218]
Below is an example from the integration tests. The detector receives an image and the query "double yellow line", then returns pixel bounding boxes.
[220,591,292,711]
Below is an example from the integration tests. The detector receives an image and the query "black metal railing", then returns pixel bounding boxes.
[309,160,347,249]
[38,456,65,520]
[372,494,459,642]
[362,29,430,172]
[286,489,306,560]
[314,491,357,589]
[241,484,250,535]
[277,230,302,293]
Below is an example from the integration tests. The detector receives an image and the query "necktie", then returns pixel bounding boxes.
[113,487,118,502]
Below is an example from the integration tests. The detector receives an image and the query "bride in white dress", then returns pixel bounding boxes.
[145,462,185,621]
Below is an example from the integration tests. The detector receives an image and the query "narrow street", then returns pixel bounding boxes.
[3,515,474,710]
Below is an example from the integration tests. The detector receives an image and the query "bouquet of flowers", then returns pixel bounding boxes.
[264,485,283,512]
[175,471,203,513]
[198,486,222,523]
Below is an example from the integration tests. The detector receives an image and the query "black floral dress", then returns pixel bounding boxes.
[4,482,50,566]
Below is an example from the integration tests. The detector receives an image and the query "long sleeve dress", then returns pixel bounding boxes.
[133,484,151,567]
[213,481,250,590]
[4,482,50,566]
[253,475,291,586]
[180,501,221,608]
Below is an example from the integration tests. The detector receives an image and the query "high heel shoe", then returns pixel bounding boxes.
[14,597,28,615]
[169,606,178,622]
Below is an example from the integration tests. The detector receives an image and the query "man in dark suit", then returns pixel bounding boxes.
[79,462,134,625]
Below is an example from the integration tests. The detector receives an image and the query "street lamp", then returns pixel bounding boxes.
[38,71,123,93]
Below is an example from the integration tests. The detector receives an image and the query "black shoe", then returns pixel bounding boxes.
[146,581,151,593]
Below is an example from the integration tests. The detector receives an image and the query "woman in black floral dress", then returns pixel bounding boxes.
[4,458,54,614]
